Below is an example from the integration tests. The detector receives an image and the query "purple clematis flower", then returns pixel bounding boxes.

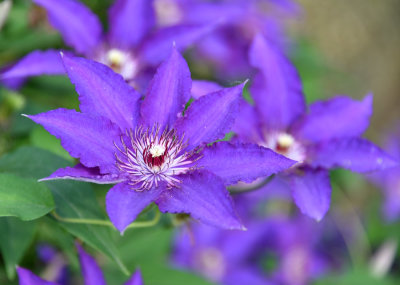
[18,244,143,285]
[368,126,400,221]
[25,48,295,233]
[233,34,398,221]
[152,0,299,80]
[173,217,275,284]
[0,0,213,90]
[172,212,341,285]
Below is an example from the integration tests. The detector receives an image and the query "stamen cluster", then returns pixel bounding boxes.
[115,125,200,191]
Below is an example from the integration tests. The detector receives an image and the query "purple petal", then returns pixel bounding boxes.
[25,109,121,174]
[106,182,164,233]
[124,269,143,285]
[200,141,296,185]
[290,168,331,221]
[33,0,102,55]
[62,54,141,130]
[174,82,245,150]
[309,138,399,173]
[293,94,373,143]
[108,0,155,49]
[155,171,244,230]
[249,34,305,130]
[76,244,106,285]
[224,268,273,285]
[140,48,191,130]
[380,168,400,221]
[137,23,214,66]
[17,267,56,285]
[232,100,263,143]
[40,164,126,184]
[191,80,222,99]
[0,50,65,80]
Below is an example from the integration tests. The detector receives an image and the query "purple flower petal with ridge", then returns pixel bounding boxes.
[62,54,141,130]
[106,182,165,233]
[41,164,127,184]
[17,267,57,285]
[33,0,102,55]
[76,244,106,285]
[249,34,305,131]
[0,50,65,80]
[25,109,121,174]
[108,0,155,49]
[200,141,296,185]
[124,269,144,285]
[174,82,245,150]
[290,168,331,221]
[155,171,244,230]
[140,47,191,130]
[309,138,399,173]
[292,94,373,143]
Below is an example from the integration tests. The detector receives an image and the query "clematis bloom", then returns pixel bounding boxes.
[152,0,300,80]
[234,34,398,221]
[25,48,295,233]
[0,0,212,90]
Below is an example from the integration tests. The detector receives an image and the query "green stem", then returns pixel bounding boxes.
[51,210,161,230]
[228,174,275,195]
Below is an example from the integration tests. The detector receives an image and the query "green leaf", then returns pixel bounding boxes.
[0,173,54,220]
[314,269,398,285]
[0,217,37,280]
[0,147,129,275]
[0,146,69,179]
[30,126,73,161]
[104,227,214,285]
[47,180,129,276]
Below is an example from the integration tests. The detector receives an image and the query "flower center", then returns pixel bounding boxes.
[98,48,138,81]
[145,144,167,169]
[107,49,126,71]
[264,132,305,163]
[154,0,182,26]
[114,125,200,190]
[196,247,226,282]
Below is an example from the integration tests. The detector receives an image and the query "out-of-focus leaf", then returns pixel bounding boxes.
[30,126,72,161]
[48,179,129,275]
[0,147,129,275]
[314,269,398,285]
[0,146,68,179]
[103,227,214,285]
[0,173,54,220]
[0,217,37,280]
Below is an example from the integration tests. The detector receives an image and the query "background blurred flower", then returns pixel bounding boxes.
[234,34,398,221]
[18,244,143,285]
[0,0,213,91]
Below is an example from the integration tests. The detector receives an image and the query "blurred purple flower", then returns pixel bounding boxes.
[0,0,213,90]
[18,244,143,285]
[35,244,69,285]
[368,126,400,221]
[25,49,295,233]
[234,34,398,221]
[152,0,300,80]
[172,213,342,285]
